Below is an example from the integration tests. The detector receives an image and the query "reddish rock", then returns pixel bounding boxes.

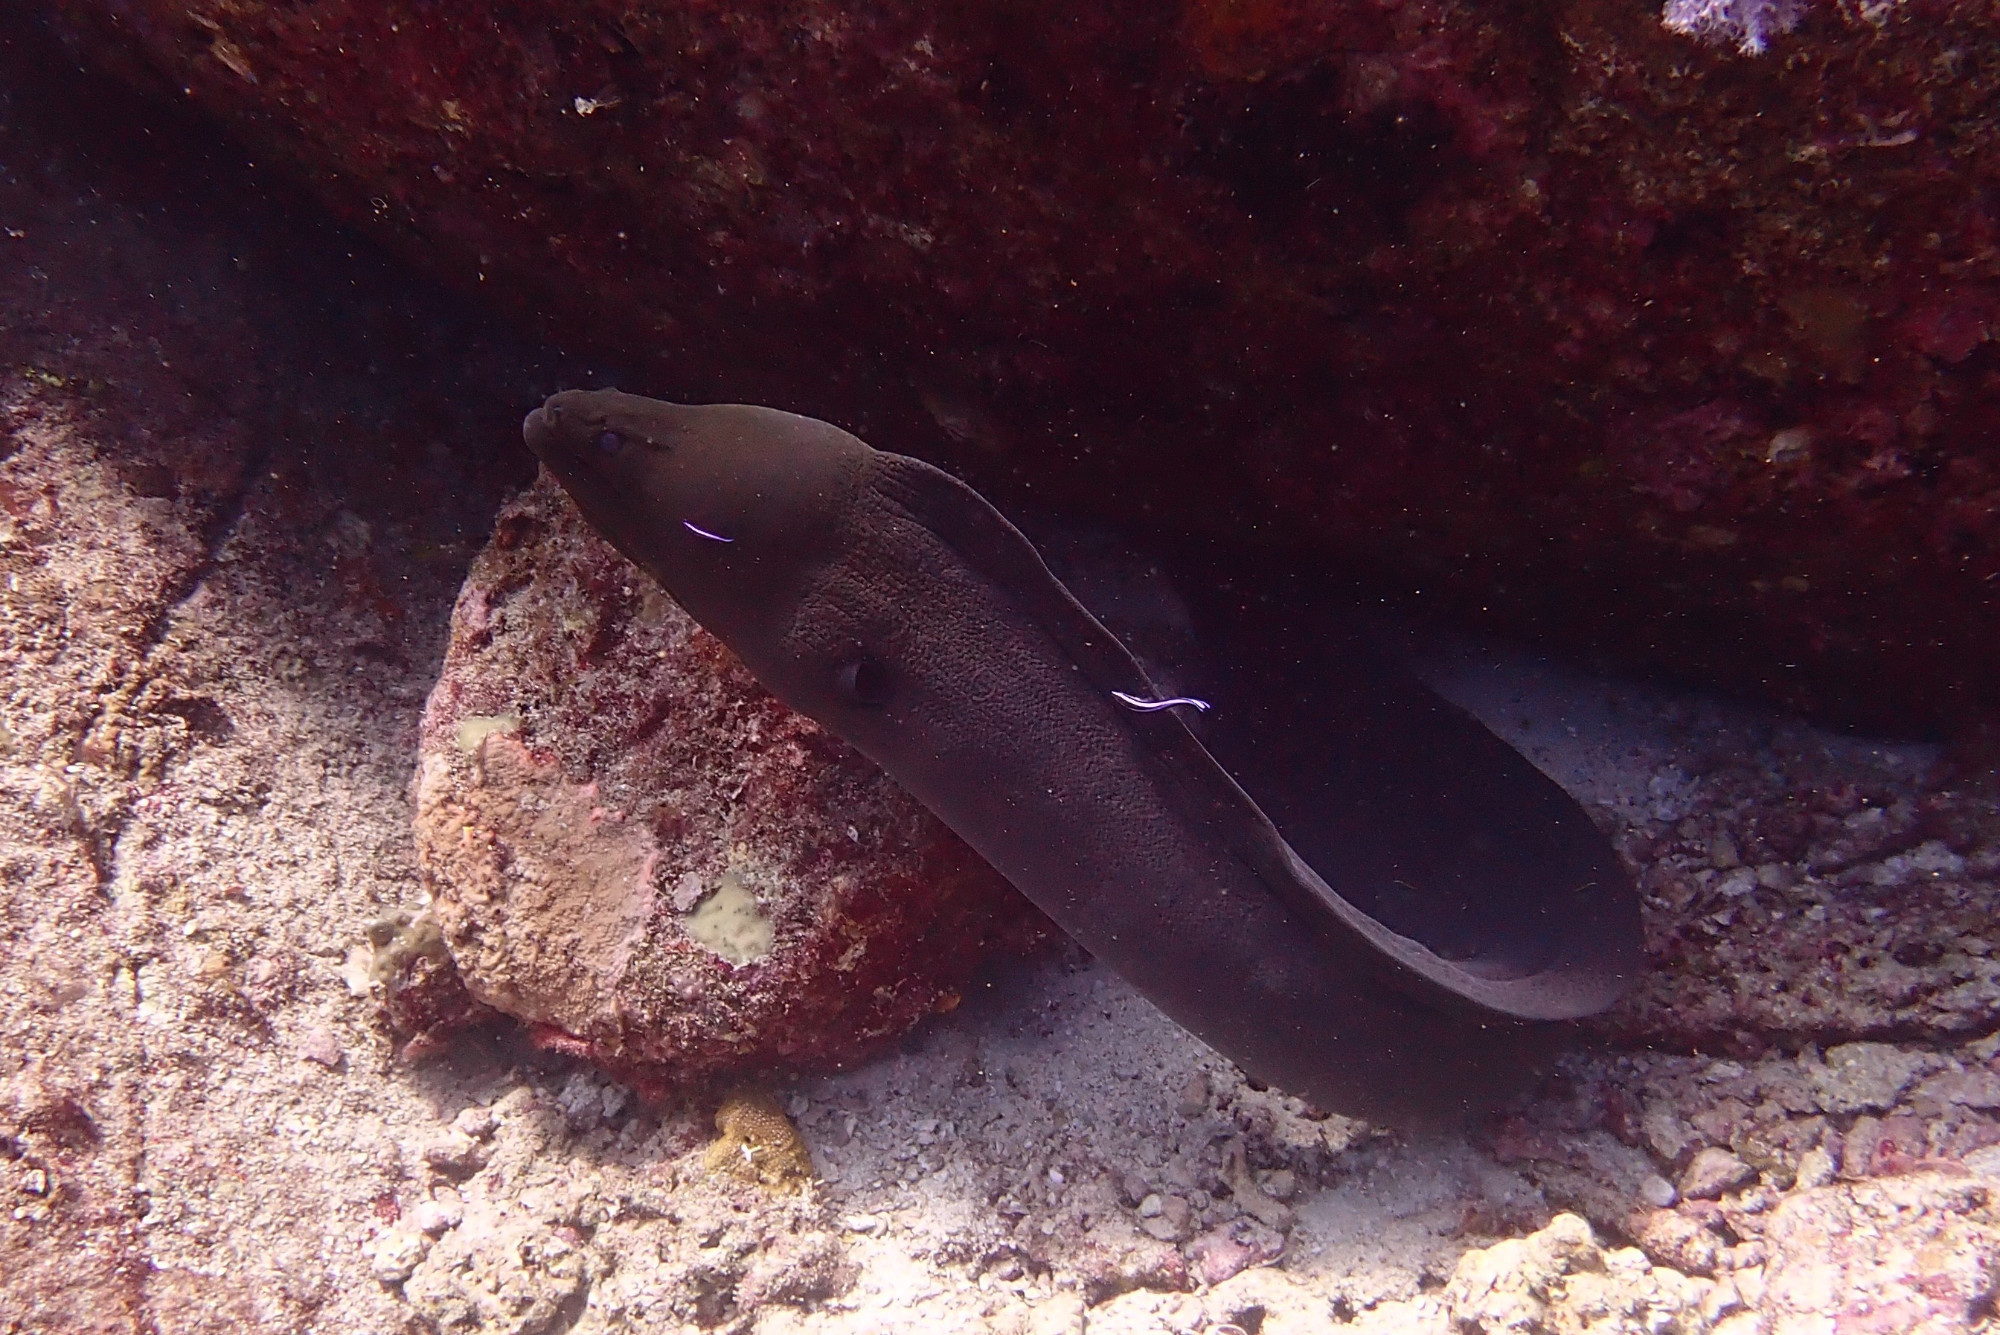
[36,0,2000,731]
[1631,1205,1726,1277]
[1762,1172,2000,1334]
[373,911,502,1059]
[1187,1219,1287,1287]
[1842,1113,1939,1179]
[411,473,1045,1088]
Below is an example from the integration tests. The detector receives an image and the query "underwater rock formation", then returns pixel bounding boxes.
[37,0,2000,731]
[409,472,1044,1087]
[10,22,2000,1327]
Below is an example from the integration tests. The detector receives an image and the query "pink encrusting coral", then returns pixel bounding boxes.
[407,474,1047,1088]
[40,0,2000,732]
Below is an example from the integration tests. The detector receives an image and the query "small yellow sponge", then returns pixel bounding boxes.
[702,1088,814,1188]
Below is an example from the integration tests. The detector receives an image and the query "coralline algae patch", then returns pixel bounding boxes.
[407,471,1046,1087]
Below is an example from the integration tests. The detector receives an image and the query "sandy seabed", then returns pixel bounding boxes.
[3,32,1999,1335]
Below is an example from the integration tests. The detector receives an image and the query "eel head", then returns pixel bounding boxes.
[523,388,868,642]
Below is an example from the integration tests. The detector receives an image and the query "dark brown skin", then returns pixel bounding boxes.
[523,388,1643,1125]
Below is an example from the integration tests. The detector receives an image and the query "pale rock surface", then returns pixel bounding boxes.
[1446,1212,1713,1334]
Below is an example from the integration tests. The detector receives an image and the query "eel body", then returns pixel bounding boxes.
[523,388,1643,1125]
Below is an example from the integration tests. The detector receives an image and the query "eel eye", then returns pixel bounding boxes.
[595,429,625,455]
[834,655,892,707]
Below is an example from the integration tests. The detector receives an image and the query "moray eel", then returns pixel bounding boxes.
[523,389,1643,1126]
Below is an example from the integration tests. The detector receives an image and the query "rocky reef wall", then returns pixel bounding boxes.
[35,0,2000,730]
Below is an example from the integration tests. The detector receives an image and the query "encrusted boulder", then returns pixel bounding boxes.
[407,472,1044,1086]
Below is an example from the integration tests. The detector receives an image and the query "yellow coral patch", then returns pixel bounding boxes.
[703,1089,813,1188]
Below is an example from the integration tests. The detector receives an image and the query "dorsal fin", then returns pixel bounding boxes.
[867,452,1633,1021]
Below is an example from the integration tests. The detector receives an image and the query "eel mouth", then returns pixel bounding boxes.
[522,389,612,463]
[521,394,610,481]
[520,401,561,457]
[520,399,619,523]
